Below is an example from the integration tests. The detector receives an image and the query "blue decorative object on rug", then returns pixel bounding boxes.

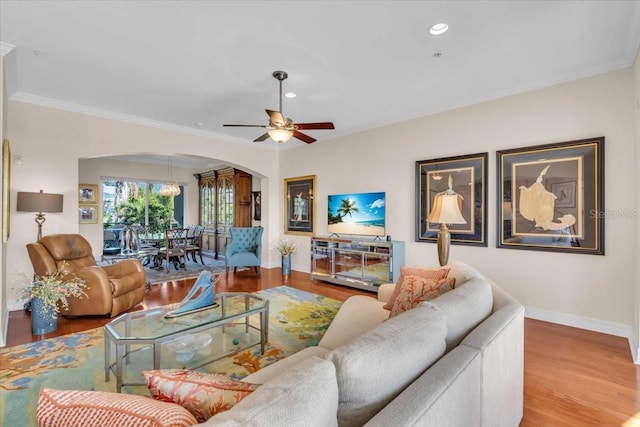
[164,270,219,318]
[31,297,58,335]
[282,255,291,275]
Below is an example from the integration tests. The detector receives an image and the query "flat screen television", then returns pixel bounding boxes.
[327,192,386,237]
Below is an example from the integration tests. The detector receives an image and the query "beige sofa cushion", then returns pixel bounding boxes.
[426,277,493,351]
[318,295,388,350]
[326,303,447,427]
[446,260,484,285]
[204,356,338,427]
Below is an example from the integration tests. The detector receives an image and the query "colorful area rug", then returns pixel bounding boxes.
[0,286,342,427]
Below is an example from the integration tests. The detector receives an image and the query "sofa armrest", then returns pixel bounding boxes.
[377,283,395,303]
[102,259,145,276]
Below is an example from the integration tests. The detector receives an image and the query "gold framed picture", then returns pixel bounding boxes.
[284,175,316,235]
[79,183,98,203]
[79,204,98,224]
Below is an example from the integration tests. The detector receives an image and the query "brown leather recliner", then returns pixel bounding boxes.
[27,234,147,317]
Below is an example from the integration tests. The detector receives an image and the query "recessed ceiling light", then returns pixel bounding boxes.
[284,92,296,98]
[194,122,204,127]
[429,23,449,35]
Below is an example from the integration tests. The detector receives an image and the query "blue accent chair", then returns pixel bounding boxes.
[225,226,263,278]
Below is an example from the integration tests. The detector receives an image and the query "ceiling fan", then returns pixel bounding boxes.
[224,70,335,144]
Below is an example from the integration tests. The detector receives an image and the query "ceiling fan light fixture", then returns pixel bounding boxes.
[268,129,293,143]
[430,22,449,35]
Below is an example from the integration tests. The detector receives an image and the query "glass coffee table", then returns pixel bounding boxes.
[104,292,269,392]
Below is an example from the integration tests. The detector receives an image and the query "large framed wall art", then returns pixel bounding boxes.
[284,175,316,235]
[415,152,488,246]
[497,137,604,255]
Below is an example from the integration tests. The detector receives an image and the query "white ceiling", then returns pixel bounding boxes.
[2,1,640,165]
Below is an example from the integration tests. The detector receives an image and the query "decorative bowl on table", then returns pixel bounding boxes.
[166,333,212,363]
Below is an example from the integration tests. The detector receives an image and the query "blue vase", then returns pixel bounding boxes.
[31,297,58,335]
[282,255,291,276]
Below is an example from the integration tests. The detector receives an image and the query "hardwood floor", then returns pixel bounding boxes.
[4,267,640,426]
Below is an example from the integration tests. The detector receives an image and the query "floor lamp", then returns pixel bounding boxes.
[427,175,466,266]
[17,190,64,241]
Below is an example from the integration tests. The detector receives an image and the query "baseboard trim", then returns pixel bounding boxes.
[525,306,638,364]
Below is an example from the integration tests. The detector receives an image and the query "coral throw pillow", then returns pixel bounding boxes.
[37,387,197,427]
[383,267,450,310]
[389,275,456,318]
[143,369,260,422]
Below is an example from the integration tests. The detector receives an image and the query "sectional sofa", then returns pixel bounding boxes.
[37,261,524,426]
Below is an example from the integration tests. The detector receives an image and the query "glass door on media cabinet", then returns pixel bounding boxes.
[311,240,333,277]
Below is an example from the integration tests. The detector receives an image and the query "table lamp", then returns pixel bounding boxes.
[17,190,64,241]
[427,175,466,266]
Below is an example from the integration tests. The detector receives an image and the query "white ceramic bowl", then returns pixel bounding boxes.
[166,333,213,363]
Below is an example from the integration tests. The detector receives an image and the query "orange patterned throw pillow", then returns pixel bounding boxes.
[36,387,197,427]
[143,369,260,422]
[389,275,456,318]
[383,266,450,310]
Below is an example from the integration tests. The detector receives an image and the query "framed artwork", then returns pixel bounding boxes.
[415,152,488,246]
[79,183,98,203]
[497,136,604,255]
[252,191,262,221]
[79,204,98,224]
[284,175,316,235]
[2,140,10,243]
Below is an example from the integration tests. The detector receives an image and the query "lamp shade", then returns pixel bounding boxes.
[268,129,293,143]
[428,193,466,224]
[17,191,63,213]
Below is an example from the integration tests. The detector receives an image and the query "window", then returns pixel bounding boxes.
[102,179,180,234]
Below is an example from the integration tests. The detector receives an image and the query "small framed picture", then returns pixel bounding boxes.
[79,183,98,203]
[284,175,316,235]
[79,204,98,224]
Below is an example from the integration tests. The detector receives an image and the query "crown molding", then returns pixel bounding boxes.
[9,91,279,151]
[0,42,16,57]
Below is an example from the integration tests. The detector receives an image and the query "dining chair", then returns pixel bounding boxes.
[157,228,188,272]
[186,225,205,264]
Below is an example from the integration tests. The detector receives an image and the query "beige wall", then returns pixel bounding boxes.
[634,50,640,361]
[0,53,7,346]
[280,67,638,348]
[3,101,280,310]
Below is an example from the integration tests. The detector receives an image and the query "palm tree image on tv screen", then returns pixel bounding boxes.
[327,192,386,237]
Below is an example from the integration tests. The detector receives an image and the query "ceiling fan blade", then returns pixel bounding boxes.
[266,109,286,127]
[253,132,271,142]
[223,124,266,128]
[295,122,335,130]
[293,130,316,144]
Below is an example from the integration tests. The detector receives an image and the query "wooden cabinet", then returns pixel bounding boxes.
[197,168,252,258]
[310,237,405,292]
